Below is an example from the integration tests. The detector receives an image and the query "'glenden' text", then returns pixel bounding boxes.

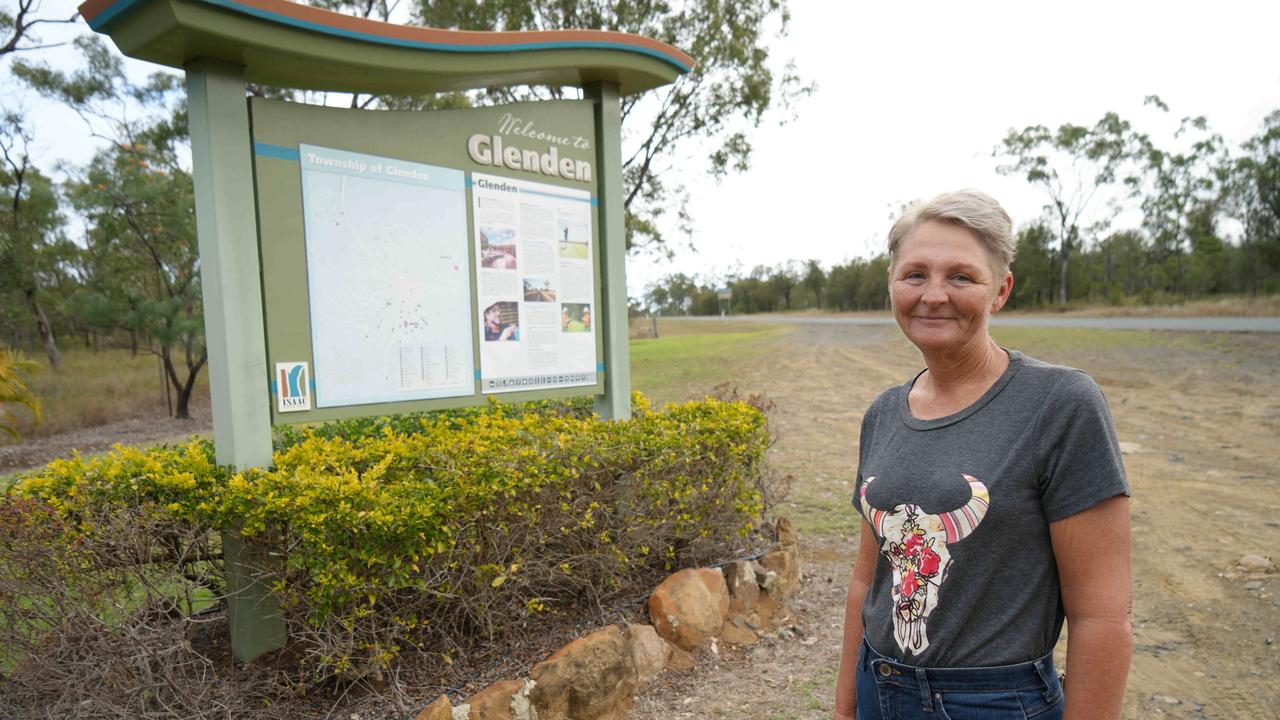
[467,134,592,183]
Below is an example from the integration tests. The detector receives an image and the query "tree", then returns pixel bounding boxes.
[644,272,703,315]
[0,0,77,57]
[1007,222,1055,308]
[1228,109,1280,293]
[801,259,825,309]
[16,37,207,418]
[392,0,809,254]
[996,112,1144,304]
[1135,99,1229,295]
[0,114,65,369]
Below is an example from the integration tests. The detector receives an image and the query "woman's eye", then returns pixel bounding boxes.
[952,274,973,283]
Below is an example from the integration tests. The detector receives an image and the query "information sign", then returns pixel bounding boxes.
[472,173,598,393]
[251,98,606,422]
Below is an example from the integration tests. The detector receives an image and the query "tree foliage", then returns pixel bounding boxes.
[996,112,1145,304]
[321,0,810,254]
[14,37,206,418]
[0,114,66,369]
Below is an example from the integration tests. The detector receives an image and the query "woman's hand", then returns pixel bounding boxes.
[1051,494,1133,720]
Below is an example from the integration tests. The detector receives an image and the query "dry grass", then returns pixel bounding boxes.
[1,348,208,442]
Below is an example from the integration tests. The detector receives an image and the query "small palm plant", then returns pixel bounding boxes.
[0,347,41,439]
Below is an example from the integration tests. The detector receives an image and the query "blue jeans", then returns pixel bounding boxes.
[855,640,1064,720]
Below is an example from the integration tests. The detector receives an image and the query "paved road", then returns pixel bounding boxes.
[696,314,1280,333]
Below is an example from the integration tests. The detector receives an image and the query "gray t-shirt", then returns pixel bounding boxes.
[854,350,1129,667]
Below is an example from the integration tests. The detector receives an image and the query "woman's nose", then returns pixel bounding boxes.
[921,279,948,304]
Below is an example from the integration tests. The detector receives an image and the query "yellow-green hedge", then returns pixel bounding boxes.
[8,393,772,678]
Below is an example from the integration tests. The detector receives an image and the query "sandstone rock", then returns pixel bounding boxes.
[530,624,637,720]
[722,560,760,616]
[466,679,525,720]
[648,568,729,651]
[750,590,783,630]
[718,622,758,646]
[759,547,801,600]
[750,559,775,591]
[625,624,671,688]
[775,517,798,548]
[1238,554,1274,572]
[414,695,452,720]
[666,645,696,671]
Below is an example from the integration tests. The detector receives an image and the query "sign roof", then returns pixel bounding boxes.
[79,0,693,95]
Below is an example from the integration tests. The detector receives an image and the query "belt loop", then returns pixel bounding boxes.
[915,668,933,711]
[1033,658,1055,701]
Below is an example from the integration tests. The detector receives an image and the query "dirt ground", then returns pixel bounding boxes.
[3,321,1278,719]
[628,322,1280,720]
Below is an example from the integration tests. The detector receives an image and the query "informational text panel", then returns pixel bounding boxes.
[472,173,597,393]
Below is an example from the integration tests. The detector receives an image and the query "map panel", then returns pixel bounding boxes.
[299,144,474,407]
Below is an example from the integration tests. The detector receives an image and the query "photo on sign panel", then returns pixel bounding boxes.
[557,216,590,259]
[561,303,592,333]
[480,225,518,269]
[523,277,556,302]
[482,301,520,342]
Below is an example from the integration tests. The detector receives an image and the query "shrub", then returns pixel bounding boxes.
[0,346,42,439]
[4,393,776,688]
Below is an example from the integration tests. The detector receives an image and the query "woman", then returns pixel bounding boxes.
[833,190,1132,720]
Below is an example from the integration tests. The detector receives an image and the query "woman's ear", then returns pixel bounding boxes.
[992,272,1014,314]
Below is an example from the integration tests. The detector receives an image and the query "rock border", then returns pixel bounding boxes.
[415,518,801,720]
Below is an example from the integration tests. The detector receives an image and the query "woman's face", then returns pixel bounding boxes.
[485,306,501,326]
[889,220,1012,356]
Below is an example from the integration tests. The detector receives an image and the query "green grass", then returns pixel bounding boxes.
[630,325,785,405]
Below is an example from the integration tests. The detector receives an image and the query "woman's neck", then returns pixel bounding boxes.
[911,338,1009,419]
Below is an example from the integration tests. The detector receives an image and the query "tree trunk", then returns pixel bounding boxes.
[24,288,61,371]
[1058,234,1072,305]
[162,346,207,420]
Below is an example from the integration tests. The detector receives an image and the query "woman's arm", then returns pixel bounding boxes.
[1050,495,1133,720]
[833,521,880,720]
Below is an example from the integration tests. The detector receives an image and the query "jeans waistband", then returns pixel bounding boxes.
[862,639,1058,693]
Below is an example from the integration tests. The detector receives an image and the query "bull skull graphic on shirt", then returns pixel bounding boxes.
[860,474,989,655]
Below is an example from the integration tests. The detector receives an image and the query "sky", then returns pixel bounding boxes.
[7,0,1280,298]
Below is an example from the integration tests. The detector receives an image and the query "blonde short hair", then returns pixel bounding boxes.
[887,189,1015,275]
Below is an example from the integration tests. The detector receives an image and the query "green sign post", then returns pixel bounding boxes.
[80,0,690,661]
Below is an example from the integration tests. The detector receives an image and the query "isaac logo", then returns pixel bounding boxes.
[276,362,311,412]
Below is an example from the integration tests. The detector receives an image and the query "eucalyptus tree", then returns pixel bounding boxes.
[1229,109,1280,293]
[0,115,65,369]
[996,113,1145,304]
[1134,98,1230,295]
[0,0,78,57]
[15,37,207,418]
